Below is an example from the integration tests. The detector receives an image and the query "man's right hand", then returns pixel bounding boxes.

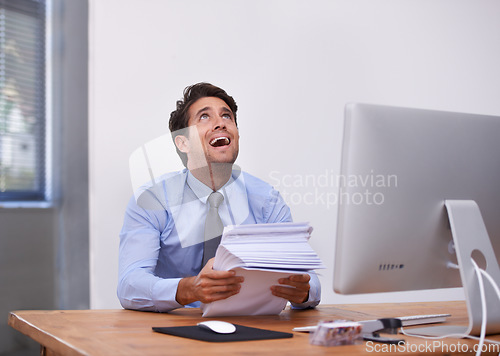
[175,258,244,305]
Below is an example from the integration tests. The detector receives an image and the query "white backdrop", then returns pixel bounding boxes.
[89,0,500,308]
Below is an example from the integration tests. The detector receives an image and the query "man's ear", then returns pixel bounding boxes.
[174,135,189,153]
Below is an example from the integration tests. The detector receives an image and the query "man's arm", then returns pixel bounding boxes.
[117,196,183,312]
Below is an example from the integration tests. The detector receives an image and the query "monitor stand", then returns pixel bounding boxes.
[410,200,500,337]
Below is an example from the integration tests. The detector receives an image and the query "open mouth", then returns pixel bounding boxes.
[209,137,230,147]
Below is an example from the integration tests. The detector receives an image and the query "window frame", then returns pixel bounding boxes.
[0,0,48,203]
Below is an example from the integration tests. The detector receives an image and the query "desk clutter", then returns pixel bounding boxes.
[152,318,400,345]
[308,321,363,346]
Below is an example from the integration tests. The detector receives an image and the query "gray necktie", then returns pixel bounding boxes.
[202,191,224,266]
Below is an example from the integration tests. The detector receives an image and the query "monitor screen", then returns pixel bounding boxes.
[334,103,500,296]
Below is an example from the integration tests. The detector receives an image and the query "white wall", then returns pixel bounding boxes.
[89,0,500,308]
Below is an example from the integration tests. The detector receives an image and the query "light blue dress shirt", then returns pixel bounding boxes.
[118,168,321,312]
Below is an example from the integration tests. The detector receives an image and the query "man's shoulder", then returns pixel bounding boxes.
[135,169,187,192]
[237,170,291,223]
[157,169,188,182]
[134,169,188,210]
[239,170,276,193]
[149,169,188,197]
[237,171,284,206]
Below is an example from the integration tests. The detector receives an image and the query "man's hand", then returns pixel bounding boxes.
[176,259,244,305]
[270,274,310,304]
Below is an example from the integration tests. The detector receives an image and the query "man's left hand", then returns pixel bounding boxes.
[270,274,310,304]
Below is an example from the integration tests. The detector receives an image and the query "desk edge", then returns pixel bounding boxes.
[8,311,88,356]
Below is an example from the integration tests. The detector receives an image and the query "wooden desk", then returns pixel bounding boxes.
[8,301,500,355]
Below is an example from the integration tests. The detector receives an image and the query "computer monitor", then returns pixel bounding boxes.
[333,103,500,336]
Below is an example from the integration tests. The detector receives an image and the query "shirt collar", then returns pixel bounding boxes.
[186,170,235,204]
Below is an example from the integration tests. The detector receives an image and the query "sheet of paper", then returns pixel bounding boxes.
[201,268,292,317]
[222,222,313,237]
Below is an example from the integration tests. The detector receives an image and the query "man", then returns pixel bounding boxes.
[118,82,320,311]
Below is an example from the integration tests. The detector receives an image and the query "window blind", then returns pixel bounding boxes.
[0,0,46,201]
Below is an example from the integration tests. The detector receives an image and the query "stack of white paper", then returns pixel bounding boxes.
[201,222,325,317]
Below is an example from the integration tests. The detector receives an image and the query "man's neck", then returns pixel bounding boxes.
[188,163,233,191]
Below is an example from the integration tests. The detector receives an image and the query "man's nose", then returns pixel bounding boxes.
[213,115,226,130]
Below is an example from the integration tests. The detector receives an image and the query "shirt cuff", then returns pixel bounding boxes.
[152,277,184,312]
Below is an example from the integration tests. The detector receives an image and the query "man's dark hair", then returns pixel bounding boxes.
[169,82,238,167]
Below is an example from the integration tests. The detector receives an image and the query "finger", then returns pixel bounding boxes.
[200,283,242,303]
[209,283,241,294]
[272,285,299,297]
[204,271,245,284]
[288,274,310,283]
[202,289,241,303]
[278,274,308,284]
[201,262,239,278]
[271,285,308,304]
[278,276,310,290]
[202,276,245,288]
[201,258,215,271]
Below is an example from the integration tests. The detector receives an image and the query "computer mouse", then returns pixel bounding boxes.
[197,320,236,334]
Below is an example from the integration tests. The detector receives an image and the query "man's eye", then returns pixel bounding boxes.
[200,114,209,120]
[222,114,232,120]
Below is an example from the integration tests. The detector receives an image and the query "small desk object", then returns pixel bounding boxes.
[8,301,500,355]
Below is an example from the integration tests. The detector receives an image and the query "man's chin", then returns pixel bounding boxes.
[188,161,236,173]
[207,161,237,169]
[207,152,239,165]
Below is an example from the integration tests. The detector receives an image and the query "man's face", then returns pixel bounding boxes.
[178,96,239,168]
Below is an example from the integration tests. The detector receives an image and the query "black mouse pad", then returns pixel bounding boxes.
[152,324,293,342]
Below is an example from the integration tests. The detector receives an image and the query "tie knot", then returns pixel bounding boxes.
[207,191,224,209]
